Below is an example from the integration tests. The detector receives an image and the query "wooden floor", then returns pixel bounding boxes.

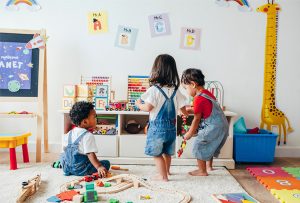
[0,152,299,202]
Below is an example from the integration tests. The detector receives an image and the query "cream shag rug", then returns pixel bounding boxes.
[0,163,246,203]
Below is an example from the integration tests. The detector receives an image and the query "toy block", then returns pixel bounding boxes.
[76,97,93,103]
[62,97,76,110]
[271,189,300,203]
[104,182,111,187]
[111,165,129,171]
[96,180,104,187]
[257,176,300,190]
[86,182,95,190]
[73,194,83,203]
[139,195,151,200]
[77,84,93,97]
[109,198,119,203]
[63,85,77,97]
[95,85,109,97]
[95,97,108,110]
[56,190,79,201]
[133,180,139,188]
[247,167,291,178]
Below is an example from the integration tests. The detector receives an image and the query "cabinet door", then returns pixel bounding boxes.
[119,135,150,158]
[94,135,118,157]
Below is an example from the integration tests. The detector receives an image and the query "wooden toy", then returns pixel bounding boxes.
[62,97,76,110]
[109,198,120,203]
[16,174,41,203]
[73,194,83,203]
[140,195,151,200]
[212,192,258,203]
[77,84,93,97]
[127,75,149,109]
[206,81,225,110]
[177,139,187,158]
[60,174,191,203]
[257,1,293,145]
[96,180,104,187]
[105,100,128,111]
[76,97,93,103]
[84,182,98,202]
[111,165,129,171]
[63,85,77,97]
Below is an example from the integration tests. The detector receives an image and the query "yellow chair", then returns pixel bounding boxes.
[0,132,31,170]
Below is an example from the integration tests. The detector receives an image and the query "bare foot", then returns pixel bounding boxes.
[151,174,168,182]
[188,170,208,176]
[167,171,172,176]
[207,167,214,172]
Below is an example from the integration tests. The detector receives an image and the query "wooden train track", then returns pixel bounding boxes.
[16,174,41,203]
[61,174,191,203]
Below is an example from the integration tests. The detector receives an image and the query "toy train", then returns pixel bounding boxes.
[105,101,139,111]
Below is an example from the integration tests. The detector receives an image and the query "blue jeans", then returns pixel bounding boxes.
[145,121,176,156]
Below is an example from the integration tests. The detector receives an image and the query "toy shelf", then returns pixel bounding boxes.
[59,110,237,169]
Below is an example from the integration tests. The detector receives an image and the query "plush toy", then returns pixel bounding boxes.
[125,120,141,134]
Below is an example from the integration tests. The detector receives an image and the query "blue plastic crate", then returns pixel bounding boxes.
[234,129,278,163]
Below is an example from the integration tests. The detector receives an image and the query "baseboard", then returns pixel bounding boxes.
[275,146,300,157]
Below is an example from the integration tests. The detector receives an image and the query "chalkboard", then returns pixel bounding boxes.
[0,32,39,97]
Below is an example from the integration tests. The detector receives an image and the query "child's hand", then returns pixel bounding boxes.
[184,132,193,140]
[97,166,107,178]
[135,99,142,107]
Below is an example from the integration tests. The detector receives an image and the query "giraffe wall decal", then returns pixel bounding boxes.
[257,0,293,145]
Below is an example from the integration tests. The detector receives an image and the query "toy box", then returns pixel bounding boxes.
[234,129,277,163]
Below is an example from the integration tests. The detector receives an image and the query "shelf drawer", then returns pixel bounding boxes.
[94,135,118,157]
[119,135,150,158]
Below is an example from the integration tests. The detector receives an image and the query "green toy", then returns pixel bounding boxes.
[83,182,98,202]
[104,182,111,187]
[109,198,119,203]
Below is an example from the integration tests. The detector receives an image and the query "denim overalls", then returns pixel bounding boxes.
[193,93,229,161]
[60,130,110,176]
[145,85,177,156]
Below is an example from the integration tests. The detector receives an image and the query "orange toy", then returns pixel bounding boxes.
[111,166,129,171]
[56,190,79,201]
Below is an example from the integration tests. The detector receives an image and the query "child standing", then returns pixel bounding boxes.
[60,101,110,177]
[181,68,228,176]
[136,54,187,182]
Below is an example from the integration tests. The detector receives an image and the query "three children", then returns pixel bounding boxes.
[60,55,228,181]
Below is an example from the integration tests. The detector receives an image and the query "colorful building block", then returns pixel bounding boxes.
[109,198,119,203]
[62,98,76,110]
[104,182,111,187]
[76,97,93,103]
[257,176,300,190]
[271,189,300,203]
[247,167,291,178]
[77,85,93,97]
[95,97,108,110]
[63,85,77,97]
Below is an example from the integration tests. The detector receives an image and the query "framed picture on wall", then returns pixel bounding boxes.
[0,32,40,97]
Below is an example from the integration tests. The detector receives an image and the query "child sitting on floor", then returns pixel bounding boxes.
[60,101,110,177]
[181,68,228,176]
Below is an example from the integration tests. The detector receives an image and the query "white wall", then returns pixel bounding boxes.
[0,0,299,155]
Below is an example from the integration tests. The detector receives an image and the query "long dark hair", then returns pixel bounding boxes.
[149,54,180,89]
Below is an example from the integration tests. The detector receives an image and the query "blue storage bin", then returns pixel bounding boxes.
[234,129,278,163]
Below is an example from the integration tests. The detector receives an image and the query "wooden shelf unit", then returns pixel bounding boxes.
[60,110,237,169]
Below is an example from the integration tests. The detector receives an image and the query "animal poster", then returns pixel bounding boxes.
[180,27,201,50]
[88,11,108,33]
[148,13,171,37]
[115,25,138,50]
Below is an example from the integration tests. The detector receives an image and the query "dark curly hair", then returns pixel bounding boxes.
[181,68,205,86]
[69,101,94,126]
[149,54,180,90]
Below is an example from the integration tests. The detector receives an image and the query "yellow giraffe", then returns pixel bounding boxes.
[257,1,293,145]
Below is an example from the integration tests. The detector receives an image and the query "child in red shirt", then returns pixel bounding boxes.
[181,68,228,176]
